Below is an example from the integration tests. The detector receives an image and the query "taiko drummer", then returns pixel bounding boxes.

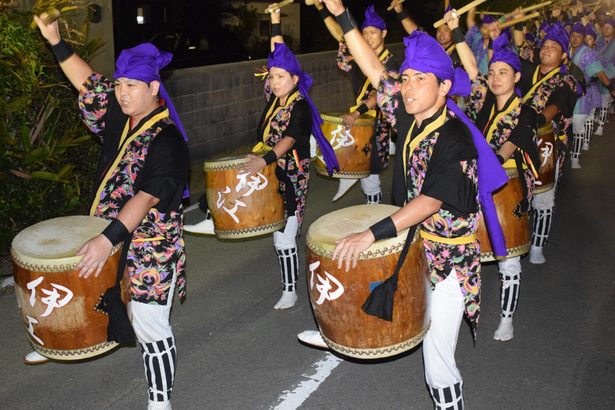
[32,11,189,410]
[301,2,508,408]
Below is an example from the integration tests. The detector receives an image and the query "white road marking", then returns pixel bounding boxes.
[272,353,343,410]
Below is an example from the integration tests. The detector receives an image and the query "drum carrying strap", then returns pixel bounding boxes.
[362,225,417,321]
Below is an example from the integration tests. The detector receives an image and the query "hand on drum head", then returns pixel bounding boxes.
[332,229,375,272]
[75,235,113,279]
[243,154,267,174]
[342,112,359,130]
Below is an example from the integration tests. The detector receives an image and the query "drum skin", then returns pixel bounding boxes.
[204,155,286,239]
[11,216,121,360]
[476,167,531,262]
[306,205,430,359]
[534,124,557,194]
[314,112,375,179]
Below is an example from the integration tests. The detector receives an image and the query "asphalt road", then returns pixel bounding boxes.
[1,120,614,410]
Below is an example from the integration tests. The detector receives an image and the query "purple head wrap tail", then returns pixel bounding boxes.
[267,43,339,174]
[114,42,190,198]
[481,15,497,25]
[361,4,386,31]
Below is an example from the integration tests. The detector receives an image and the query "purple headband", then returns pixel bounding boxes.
[525,32,535,43]
[361,5,386,31]
[543,23,570,52]
[114,42,190,197]
[604,19,615,29]
[400,31,508,256]
[490,33,521,73]
[266,43,338,174]
[585,23,597,39]
[571,22,586,36]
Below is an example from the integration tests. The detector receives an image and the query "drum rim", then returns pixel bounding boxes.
[480,242,531,262]
[537,123,554,134]
[30,338,118,361]
[321,322,430,359]
[306,205,413,259]
[204,155,251,171]
[11,216,121,272]
[214,218,286,239]
[321,112,376,126]
[314,164,371,179]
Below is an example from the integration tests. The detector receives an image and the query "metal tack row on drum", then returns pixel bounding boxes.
[11,216,121,360]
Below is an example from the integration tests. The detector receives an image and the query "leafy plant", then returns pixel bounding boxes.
[0,0,102,256]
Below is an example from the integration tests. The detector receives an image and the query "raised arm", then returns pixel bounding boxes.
[391,0,419,35]
[34,12,94,91]
[322,0,385,88]
[269,3,284,51]
[446,10,479,80]
[313,1,344,42]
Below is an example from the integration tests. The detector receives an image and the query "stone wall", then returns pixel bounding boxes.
[165,43,404,162]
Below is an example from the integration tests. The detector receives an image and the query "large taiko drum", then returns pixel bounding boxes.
[11,216,121,360]
[306,204,430,359]
[204,154,286,239]
[534,124,557,194]
[476,168,531,262]
[314,112,375,179]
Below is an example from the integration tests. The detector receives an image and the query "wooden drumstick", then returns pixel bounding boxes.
[305,0,318,5]
[500,1,552,21]
[500,12,541,29]
[433,0,490,28]
[30,7,60,29]
[478,11,505,16]
[265,0,295,14]
[387,0,406,12]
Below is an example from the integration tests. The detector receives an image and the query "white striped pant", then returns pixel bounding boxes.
[498,257,521,318]
[274,215,299,291]
[360,174,382,203]
[571,114,588,161]
[128,274,177,404]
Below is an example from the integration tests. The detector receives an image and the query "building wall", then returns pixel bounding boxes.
[164,43,404,162]
[87,1,115,78]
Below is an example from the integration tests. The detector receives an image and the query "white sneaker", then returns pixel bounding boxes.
[297,330,328,349]
[582,142,589,151]
[184,218,215,235]
[332,178,359,202]
[24,351,49,365]
[529,245,546,264]
[148,400,172,410]
[274,290,297,309]
[595,125,604,136]
[493,317,514,341]
[570,158,581,169]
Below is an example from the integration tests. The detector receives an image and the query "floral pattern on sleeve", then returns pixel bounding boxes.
[376,70,402,133]
[78,73,114,142]
[336,41,353,72]
[466,74,489,121]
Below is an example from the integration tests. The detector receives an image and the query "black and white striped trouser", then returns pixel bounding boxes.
[498,257,521,318]
[429,382,464,410]
[141,337,177,403]
[596,106,609,128]
[276,247,298,292]
[584,114,595,146]
[532,208,553,248]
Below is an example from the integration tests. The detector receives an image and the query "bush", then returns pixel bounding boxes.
[0,1,102,256]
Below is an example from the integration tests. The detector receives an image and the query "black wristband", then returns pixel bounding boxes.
[335,9,358,35]
[496,154,505,164]
[51,39,74,63]
[395,10,409,22]
[262,150,277,165]
[101,219,129,246]
[271,23,282,37]
[319,7,332,21]
[452,27,466,44]
[356,103,369,115]
[369,217,397,241]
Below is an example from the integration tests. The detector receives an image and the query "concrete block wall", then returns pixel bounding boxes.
[164,43,404,163]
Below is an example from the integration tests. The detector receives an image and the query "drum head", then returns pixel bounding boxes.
[11,216,111,270]
[321,112,375,126]
[204,153,256,171]
[307,204,409,259]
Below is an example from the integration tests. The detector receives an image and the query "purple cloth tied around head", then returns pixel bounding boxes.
[490,33,521,73]
[585,23,597,39]
[571,22,586,36]
[525,32,535,43]
[113,42,190,199]
[267,43,339,174]
[400,31,508,257]
[361,4,386,31]
[543,23,570,52]
[604,19,615,29]
[481,14,496,25]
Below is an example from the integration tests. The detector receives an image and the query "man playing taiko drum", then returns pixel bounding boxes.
[30,11,190,410]
[300,2,508,408]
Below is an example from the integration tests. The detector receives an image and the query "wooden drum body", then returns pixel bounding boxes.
[314,112,375,179]
[306,204,430,359]
[204,155,286,239]
[477,168,531,262]
[534,124,557,194]
[11,216,121,360]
